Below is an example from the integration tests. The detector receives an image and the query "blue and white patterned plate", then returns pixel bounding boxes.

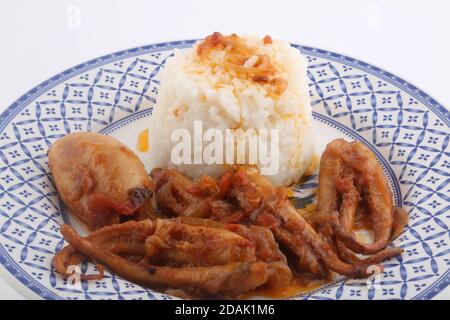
[0,40,448,300]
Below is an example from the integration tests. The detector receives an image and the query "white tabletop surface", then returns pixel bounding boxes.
[0,0,448,300]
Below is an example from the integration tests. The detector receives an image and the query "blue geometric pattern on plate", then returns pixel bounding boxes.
[0,40,448,300]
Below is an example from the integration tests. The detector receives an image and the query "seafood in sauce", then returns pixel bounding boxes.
[50,133,408,299]
[48,132,154,230]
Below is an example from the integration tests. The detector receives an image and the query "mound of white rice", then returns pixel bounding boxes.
[148,33,313,186]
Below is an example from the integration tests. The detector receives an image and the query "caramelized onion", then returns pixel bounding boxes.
[197,32,287,96]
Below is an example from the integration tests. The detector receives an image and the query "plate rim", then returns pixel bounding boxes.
[0,39,448,300]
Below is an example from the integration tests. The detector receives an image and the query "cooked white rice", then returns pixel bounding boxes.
[148,34,313,186]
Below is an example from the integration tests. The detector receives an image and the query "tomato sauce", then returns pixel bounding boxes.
[242,277,328,299]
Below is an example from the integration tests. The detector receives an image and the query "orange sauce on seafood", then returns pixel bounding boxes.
[137,129,149,152]
[242,277,328,299]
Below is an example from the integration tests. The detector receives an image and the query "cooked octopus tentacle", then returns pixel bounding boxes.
[151,169,212,218]
[60,223,268,297]
[301,205,401,274]
[336,241,402,265]
[172,216,292,288]
[266,194,374,278]
[144,219,256,266]
[391,207,409,240]
[275,227,328,277]
[146,262,268,297]
[319,209,404,267]
[221,168,327,277]
[324,205,407,260]
[151,164,407,281]
[53,220,155,278]
[237,168,378,279]
[335,170,359,234]
[318,144,344,215]
[231,224,293,288]
[320,139,400,254]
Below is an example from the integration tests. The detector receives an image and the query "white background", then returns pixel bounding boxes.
[0,0,448,299]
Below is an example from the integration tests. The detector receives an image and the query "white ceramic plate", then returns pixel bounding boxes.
[0,40,448,300]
